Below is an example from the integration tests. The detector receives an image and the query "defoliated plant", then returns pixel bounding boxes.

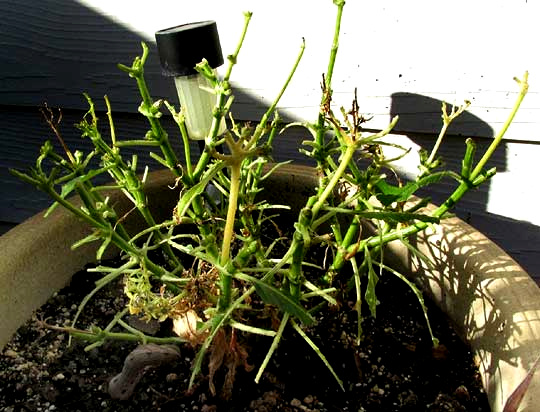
[12,0,528,398]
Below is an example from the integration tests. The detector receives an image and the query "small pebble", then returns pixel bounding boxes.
[52,373,65,381]
[303,394,314,404]
[166,373,178,382]
[291,398,302,407]
[454,385,470,402]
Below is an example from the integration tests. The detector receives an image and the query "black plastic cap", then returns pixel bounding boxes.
[155,21,223,77]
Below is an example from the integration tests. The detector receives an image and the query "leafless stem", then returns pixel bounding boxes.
[40,103,75,164]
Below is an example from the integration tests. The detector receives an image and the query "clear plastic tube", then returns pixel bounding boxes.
[174,73,226,140]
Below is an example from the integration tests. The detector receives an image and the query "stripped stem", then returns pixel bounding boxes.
[470,72,528,180]
[426,100,471,166]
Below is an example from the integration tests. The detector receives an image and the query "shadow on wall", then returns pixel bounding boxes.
[390,93,539,277]
[0,0,269,223]
[0,0,538,277]
[390,92,495,138]
[390,92,502,205]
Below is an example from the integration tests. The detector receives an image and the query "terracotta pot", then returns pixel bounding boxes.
[1,165,538,412]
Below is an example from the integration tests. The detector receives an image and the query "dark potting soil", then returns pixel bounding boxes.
[0,262,490,412]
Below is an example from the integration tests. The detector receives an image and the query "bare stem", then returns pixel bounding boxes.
[426,100,470,166]
[221,163,241,265]
[315,0,345,147]
[470,72,528,180]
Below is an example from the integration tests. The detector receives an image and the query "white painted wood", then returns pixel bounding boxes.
[1,0,538,141]
[1,0,539,278]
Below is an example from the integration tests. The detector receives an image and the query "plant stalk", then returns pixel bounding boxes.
[312,143,356,218]
[193,12,253,180]
[470,72,528,181]
[218,162,241,311]
[315,0,345,148]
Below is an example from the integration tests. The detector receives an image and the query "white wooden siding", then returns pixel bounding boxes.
[1,0,539,277]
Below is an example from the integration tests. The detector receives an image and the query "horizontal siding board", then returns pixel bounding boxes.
[1,0,539,141]
[1,0,538,278]
[0,107,189,221]
[0,0,175,111]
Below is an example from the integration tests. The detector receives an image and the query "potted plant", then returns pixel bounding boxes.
[2,1,538,411]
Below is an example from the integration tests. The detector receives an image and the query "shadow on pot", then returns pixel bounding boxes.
[389,212,540,412]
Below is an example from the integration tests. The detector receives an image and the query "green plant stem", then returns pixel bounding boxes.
[164,101,193,182]
[315,0,345,148]
[41,322,186,347]
[324,1,344,91]
[327,215,360,279]
[342,72,528,258]
[426,118,450,166]
[250,38,305,146]
[83,94,181,267]
[237,38,305,269]
[253,116,281,180]
[221,164,241,264]
[69,263,135,345]
[350,256,363,344]
[193,12,252,181]
[255,313,289,383]
[312,143,356,218]
[288,208,312,300]
[217,162,241,311]
[224,12,252,82]
[43,184,173,281]
[426,101,470,166]
[290,318,344,391]
[132,45,181,177]
[83,308,129,351]
[180,117,193,181]
[189,240,299,391]
[353,177,488,255]
[136,201,182,267]
[470,72,528,181]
